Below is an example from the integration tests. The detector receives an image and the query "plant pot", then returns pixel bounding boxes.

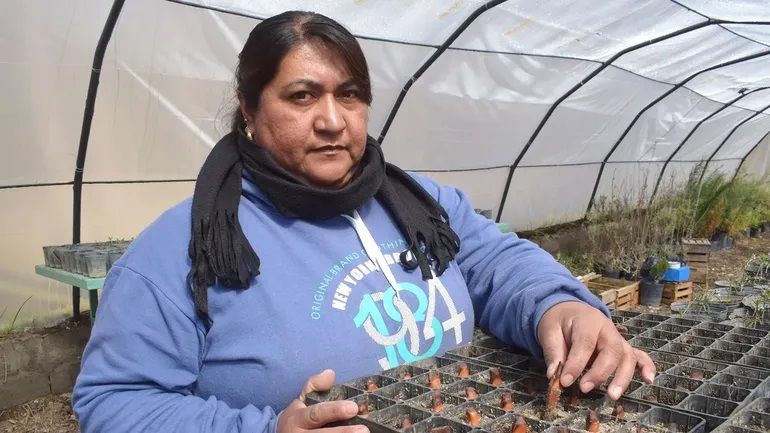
[639,280,664,306]
[711,231,728,250]
[600,269,621,279]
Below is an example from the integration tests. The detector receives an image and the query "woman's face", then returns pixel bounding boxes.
[243,42,369,189]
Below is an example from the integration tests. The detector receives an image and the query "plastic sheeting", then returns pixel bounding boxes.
[3,0,770,327]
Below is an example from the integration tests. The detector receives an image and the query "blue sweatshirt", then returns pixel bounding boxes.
[72,174,608,433]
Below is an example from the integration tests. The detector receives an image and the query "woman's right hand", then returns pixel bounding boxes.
[277,369,369,433]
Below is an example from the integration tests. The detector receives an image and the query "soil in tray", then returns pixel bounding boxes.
[445,379,496,401]
[486,413,550,433]
[695,383,750,403]
[407,390,465,414]
[474,336,509,350]
[675,335,715,347]
[413,371,459,390]
[352,393,395,416]
[447,345,495,359]
[699,348,744,364]
[664,317,698,327]
[347,375,399,392]
[626,319,661,329]
[731,410,770,431]
[375,382,431,402]
[667,365,717,381]
[738,355,770,370]
[656,323,691,334]
[749,346,770,358]
[661,342,704,357]
[367,404,432,431]
[697,322,734,333]
[631,337,668,350]
[471,367,523,388]
[681,358,728,373]
[643,329,680,341]
[637,313,670,322]
[383,365,429,381]
[679,394,738,417]
[711,340,754,354]
[443,401,506,428]
[440,361,488,378]
[635,385,689,406]
[510,376,550,396]
[562,411,627,433]
[731,327,768,338]
[724,333,763,345]
[476,389,535,412]
[305,384,361,403]
[637,407,704,433]
[653,374,701,392]
[723,365,770,381]
[687,328,725,340]
[520,397,579,423]
[710,373,762,390]
[477,351,529,369]
[596,401,649,424]
[405,416,473,433]
[650,352,687,365]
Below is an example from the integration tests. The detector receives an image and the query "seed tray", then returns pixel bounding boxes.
[411,357,462,371]
[699,349,744,364]
[696,384,751,403]
[439,360,489,378]
[660,342,706,357]
[654,374,703,392]
[665,317,700,328]
[509,358,549,376]
[711,341,755,354]
[679,395,740,431]
[748,347,770,359]
[729,328,768,339]
[365,404,433,431]
[486,412,550,433]
[411,371,458,391]
[632,336,670,350]
[382,365,430,381]
[446,345,497,360]
[402,415,473,433]
[474,351,530,370]
[723,334,763,345]
[698,323,736,333]
[627,319,662,329]
[473,336,509,350]
[406,390,466,414]
[475,388,535,412]
[689,328,727,340]
[375,382,433,402]
[442,401,507,428]
[710,373,763,391]
[659,323,694,334]
[470,367,524,388]
[348,375,400,392]
[510,375,550,397]
[613,309,643,320]
[633,384,691,406]
[645,329,682,341]
[737,355,770,371]
[677,335,718,348]
[445,379,497,401]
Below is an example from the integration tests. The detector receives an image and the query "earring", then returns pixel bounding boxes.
[244,119,253,141]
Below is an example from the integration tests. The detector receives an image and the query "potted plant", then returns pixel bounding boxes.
[639,255,668,306]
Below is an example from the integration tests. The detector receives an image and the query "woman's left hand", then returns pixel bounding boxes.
[536,301,656,400]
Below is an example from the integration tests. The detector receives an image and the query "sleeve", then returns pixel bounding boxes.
[72,265,279,433]
[420,178,610,358]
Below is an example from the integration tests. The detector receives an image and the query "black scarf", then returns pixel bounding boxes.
[189,131,460,324]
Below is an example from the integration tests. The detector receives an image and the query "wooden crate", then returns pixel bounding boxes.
[682,238,710,283]
[579,273,639,310]
[662,281,693,304]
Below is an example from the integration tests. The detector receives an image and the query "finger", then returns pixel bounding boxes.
[539,323,569,379]
[604,345,638,400]
[634,348,657,384]
[561,322,599,387]
[578,334,625,394]
[301,369,336,398]
[298,401,360,429]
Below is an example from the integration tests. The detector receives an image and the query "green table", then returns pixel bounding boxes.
[35,265,105,322]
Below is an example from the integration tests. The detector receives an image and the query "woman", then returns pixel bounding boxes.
[73,11,654,433]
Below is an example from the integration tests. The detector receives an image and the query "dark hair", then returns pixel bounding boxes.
[231,11,372,131]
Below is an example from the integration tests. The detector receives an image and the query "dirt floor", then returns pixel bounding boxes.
[0,233,768,433]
